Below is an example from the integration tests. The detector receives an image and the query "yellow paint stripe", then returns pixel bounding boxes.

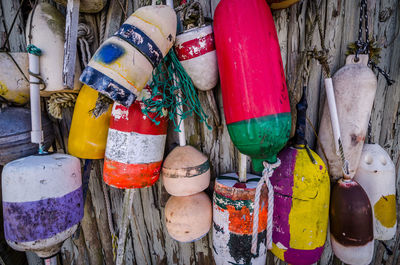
[132,14,166,39]
[95,61,141,93]
[271,0,299,9]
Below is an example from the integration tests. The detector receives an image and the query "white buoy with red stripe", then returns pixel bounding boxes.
[354,144,397,241]
[103,89,168,189]
[175,24,218,91]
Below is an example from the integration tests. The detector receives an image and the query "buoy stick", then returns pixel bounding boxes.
[324,78,350,177]
[116,189,135,265]
[238,152,247,183]
[28,51,43,149]
[44,256,57,265]
[63,0,80,89]
[177,89,186,147]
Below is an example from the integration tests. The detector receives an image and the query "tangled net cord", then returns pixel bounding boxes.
[143,49,210,131]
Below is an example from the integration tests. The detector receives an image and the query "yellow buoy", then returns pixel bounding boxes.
[68,85,112,159]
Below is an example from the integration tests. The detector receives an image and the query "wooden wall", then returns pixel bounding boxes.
[0,0,399,264]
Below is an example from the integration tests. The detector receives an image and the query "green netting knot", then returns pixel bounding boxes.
[142,49,211,131]
[26,44,42,56]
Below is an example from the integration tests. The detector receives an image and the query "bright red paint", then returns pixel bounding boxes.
[175,33,215,61]
[213,0,290,125]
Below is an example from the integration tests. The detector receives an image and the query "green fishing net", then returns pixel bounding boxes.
[142,49,211,131]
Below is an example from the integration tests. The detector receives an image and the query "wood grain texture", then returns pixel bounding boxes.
[1,0,399,264]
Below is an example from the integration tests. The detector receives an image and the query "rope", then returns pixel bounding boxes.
[251,159,281,254]
[143,49,210,130]
[77,22,94,67]
[47,92,78,119]
[99,8,107,44]
[102,180,118,261]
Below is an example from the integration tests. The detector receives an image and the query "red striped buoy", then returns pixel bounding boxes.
[214,0,291,172]
[103,91,167,189]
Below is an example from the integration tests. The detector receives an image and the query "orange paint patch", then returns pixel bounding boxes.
[226,203,268,235]
[104,159,162,189]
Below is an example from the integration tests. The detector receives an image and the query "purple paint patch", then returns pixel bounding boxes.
[319,165,323,170]
[270,148,297,247]
[284,246,325,265]
[3,187,83,242]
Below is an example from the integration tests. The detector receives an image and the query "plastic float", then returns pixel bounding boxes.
[103,88,168,189]
[165,192,212,242]
[162,0,212,243]
[26,2,81,95]
[68,85,113,159]
[270,88,330,265]
[212,173,268,265]
[0,53,30,104]
[317,55,377,180]
[80,5,177,107]
[214,0,291,172]
[321,77,374,265]
[354,144,397,241]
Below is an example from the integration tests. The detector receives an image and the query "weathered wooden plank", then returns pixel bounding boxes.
[0,0,25,51]
[81,190,104,265]
[62,0,80,89]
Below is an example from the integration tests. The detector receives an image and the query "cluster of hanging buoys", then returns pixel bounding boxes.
[212,0,291,263]
[271,88,330,265]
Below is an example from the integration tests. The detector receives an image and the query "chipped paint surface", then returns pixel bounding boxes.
[104,101,167,188]
[213,174,268,265]
[271,147,330,264]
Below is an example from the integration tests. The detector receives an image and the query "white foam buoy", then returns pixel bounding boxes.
[354,144,397,240]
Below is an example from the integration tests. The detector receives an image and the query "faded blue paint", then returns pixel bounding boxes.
[93,43,125,64]
[80,66,137,107]
[3,187,84,242]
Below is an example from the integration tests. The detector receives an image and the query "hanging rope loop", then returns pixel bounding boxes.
[251,159,281,255]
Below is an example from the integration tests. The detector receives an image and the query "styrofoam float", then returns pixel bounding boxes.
[27,2,81,95]
[0,107,54,166]
[214,0,291,172]
[330,179,374,265]
[162,145,210,196]
[213,173,268,265]
[53,0,107,13]
[2,154,83,257]
[317,55,377,180]
[103,94,167,189]
[0,53,29,105]
[165,192,212,242]
[175,24,218,91]
[68,85,112,159]
[270,90,330,265]
[80,5,177,107]
[354,144,397,240]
